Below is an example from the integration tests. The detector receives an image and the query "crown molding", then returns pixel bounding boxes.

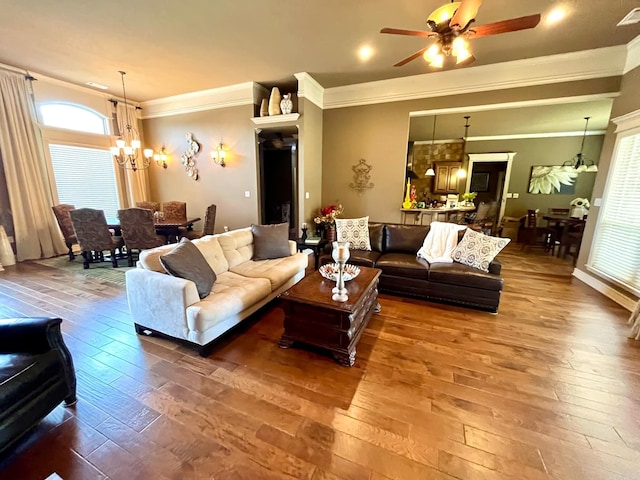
[294,72,324,109]
[624,34,640,74]
[323,46,627,109]
[414,130,607,143]
[612,109,640,132]
[140,82,255,119]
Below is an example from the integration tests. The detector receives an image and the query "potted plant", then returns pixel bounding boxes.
[314,204,343,241]
[569,197,590,219]
[461,192,477,206]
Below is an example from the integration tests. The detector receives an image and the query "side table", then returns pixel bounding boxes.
[295,238,327,270]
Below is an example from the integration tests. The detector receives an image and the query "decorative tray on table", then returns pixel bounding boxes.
[319,263,361,282]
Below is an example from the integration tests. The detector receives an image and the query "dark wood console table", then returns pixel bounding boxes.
[279,266,381,366]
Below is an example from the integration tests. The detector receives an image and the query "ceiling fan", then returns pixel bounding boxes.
[380,0,541,68]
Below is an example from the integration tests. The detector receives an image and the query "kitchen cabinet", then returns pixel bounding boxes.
[434,162,462,193]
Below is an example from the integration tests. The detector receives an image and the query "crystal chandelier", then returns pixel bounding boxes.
[110,71,153,171]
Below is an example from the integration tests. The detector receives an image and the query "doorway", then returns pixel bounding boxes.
[257,127,298,237]
[465,152,515,228]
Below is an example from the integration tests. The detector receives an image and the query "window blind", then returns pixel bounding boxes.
[589,132,640,293]
[48,144,121,220]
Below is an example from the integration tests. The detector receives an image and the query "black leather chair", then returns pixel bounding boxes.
[0,317,77,457]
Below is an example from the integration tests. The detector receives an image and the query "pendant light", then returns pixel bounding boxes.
[425,116,437,176]
[562,117,598,173]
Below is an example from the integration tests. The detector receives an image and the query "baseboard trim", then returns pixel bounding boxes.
[572,268,636,311]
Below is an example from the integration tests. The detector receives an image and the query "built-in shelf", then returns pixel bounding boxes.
[251,113,300,126]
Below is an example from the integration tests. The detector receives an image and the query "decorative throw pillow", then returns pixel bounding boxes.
[335,216,371,251]
[251,223,291,260]
[451,228,510,272]
[160,238,216,299]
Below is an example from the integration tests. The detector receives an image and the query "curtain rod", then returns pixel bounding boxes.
[0,63,36,81]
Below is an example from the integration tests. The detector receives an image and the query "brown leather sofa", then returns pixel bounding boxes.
[319,223,504,313]
[0,317,77,457]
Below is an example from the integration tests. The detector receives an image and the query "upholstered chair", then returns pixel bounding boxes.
[181,204,216,240]
[69,208,125,269]
[117,208,166,266]
[161,201,187,220]
[135,201,160,212]
[52,204,77,260]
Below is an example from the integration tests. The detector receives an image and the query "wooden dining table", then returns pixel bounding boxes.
[542,214,586,257]
[107,217,201,243]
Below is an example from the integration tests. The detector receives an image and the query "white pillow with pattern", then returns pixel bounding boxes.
[335,216,371,251]
[451,228,510,272]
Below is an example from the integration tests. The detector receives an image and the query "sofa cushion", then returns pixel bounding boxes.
[251,223,291,260]
[384,224,431,254]
[451,229,510,272]
[230,253,307,290]
[336,216,371,250]
[160,238,216,299]
[428,262,504,291]
[218,228,254,268]
[375,253,429,279]
[0,351,62,408]
[193,235,229,275]
[185,272,272,334]
[347,250,382,268]
[368,223,385,252]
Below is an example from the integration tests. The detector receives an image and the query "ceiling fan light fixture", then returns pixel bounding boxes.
[427,2,461,29]
[452,36,472,63]
[423,43,444,67]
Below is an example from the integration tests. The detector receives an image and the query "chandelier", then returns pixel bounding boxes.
[561,117,598,173]
[110,71,153,171]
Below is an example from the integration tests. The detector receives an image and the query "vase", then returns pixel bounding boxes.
[268,87,282,116]
[402,178,413,209]
[260,98,269,117]
[280,93,293,115]
[324,226,336,243]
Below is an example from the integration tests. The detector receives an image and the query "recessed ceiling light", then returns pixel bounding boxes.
[86,81,108,90]
[546,7,566,25]
[358,45,374,62]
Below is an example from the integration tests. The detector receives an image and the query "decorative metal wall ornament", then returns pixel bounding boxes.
[349,159,374,195]
[180,132,200,181]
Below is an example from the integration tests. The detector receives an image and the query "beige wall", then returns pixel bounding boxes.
[142,104,259,232]
[322,77,621,223]
[299,99,323,227]
[576,66,640,303]
[466,136,602,218]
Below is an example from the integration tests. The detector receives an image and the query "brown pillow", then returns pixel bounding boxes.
[251,223,291,260]
[160,238,216,298]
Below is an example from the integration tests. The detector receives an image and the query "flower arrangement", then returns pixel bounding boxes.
[462,192,477,202]
[570,197,590,208]
[314,204,343,227]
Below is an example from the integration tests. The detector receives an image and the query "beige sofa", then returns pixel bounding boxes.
[125,227,307,356]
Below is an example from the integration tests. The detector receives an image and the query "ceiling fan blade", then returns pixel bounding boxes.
[394,46,430,67]
[469,14,541,38]
[450,0,483,30]
[380,27,436,38]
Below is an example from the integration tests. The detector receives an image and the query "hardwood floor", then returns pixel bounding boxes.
[1,245,638,480]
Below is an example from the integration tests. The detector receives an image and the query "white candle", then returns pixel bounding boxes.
[336,245,348,261]
[302,222,307,229]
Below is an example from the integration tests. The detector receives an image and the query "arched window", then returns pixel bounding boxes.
[40,103,109,135]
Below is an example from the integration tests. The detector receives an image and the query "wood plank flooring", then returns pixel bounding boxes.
[0,245,638,480]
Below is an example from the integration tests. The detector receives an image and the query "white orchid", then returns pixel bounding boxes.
[570,197,590,208]
[529,166,578,195]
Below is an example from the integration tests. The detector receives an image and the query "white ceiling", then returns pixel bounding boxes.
[1,1,639,102]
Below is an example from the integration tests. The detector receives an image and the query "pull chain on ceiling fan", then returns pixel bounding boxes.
[380,0,541,68]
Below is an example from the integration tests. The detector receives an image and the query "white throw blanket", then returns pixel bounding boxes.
[417,221,467,263]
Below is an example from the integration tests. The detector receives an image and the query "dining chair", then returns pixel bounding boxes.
[52,204,77,260]
[519,209,556,253]
[557,221,585,265]
[117,208,166,266]
[161,201,187,220]
[181,204,216,240]
[135,201,160,212]
[69,208,125,269]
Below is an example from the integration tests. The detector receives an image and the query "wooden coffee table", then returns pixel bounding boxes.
[278,266,381,366]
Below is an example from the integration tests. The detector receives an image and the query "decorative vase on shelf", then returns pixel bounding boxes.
[268,87,282,115]
[280,93,293,115]
[402,178,413,209]
[324,226,336,243]
[259,98,269,117]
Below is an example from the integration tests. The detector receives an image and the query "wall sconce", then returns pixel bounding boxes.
[210,143,226,167]
[153,146,168,169]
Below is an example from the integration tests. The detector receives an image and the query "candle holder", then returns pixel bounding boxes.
[301,225,308,242]
[331,241,350,302]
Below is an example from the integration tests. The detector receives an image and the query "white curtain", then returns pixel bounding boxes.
[0,72,66,261]
[115,102,151,206]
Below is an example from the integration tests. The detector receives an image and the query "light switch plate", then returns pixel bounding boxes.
[244,191,250,198]
[594,197,602,206]
[305,192,310,199]
[506,193,513,198]
[512,193,519,199]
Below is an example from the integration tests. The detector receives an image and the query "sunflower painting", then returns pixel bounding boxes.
[528,166,578,194]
